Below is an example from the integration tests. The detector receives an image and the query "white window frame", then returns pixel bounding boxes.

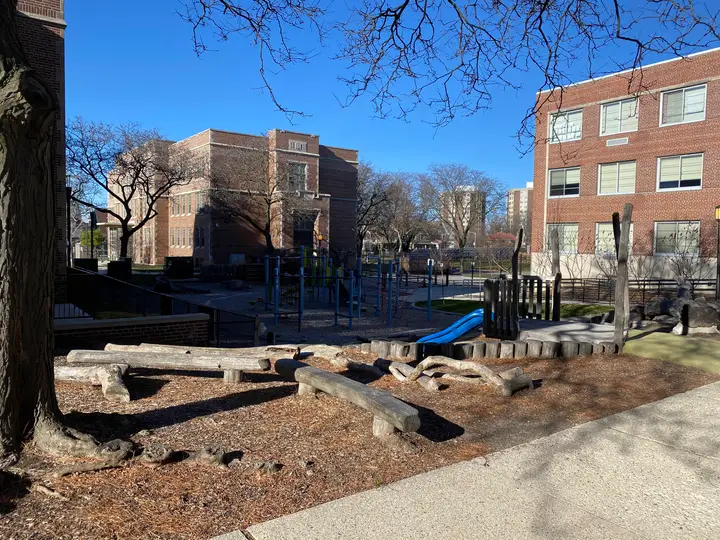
[545,223,579,254]
[599,98,639,136]
[656,153,704,192]
[548,109,583,143]
[547,167,581,199]
[596,160,636,196]
[659,83,707,127]
[653,221,701,256]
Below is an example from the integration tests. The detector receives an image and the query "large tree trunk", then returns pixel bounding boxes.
[119,230,130,258]
[0,1,95,466]
[264,225,275,254]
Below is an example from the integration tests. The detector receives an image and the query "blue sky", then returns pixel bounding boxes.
[64,1,708,190]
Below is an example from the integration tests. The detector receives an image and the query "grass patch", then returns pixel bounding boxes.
[131,273,159,288]
[132,264,164,272]
[415,299,610,319]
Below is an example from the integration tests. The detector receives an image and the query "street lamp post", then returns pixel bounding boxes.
[715,206,720,300]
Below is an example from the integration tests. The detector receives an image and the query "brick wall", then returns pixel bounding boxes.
[319,146,359,255]
[16,1,67,292]
[532,48,720,277]
[54,314,209,351]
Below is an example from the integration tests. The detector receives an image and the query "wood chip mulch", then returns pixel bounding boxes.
[0,351,716,540]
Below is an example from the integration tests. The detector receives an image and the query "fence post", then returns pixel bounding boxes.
[334,267,341,326]
[299,267,304,332]
[376,260,382,316]
[427,259,433,321]
[545,280,551,320]
[387,260,394,327]
[395,262,401,314]
[357,258,362,318]
[349,270,354,330]
[264,255,270,308]
[273,267,280,326]
[552,273,562,321]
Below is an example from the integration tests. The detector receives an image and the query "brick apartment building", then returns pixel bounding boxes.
[101,128,358,265]
[507,182,533,245]
[16,1,67,291]
[532,47,720,280]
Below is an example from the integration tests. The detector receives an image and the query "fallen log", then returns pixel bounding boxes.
[54,364,130,402]
[407,356,531,396]
[275,359,420,437]
[331,356,384,377]
[373,358,441,392]
[68,350,270,385]
[106,342,300,359]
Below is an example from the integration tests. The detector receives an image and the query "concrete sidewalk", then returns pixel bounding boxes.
[217,381,720,540]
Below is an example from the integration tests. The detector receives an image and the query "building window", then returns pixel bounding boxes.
[660,84,706,126]
[548,167,580,198]
[171,228,175,247]
[289,163,308,191]
[600,98,638,135]
[194,192,199,213]
[654,221,700,255]
[598,161,636,195]
[187,227,192,248]
[187,193,193,214]
[549,109,583,143]
[657,154,703,191]
[288,140,307,152]
[595,222,634,254]
[293,212,316,248]
[546,223,579,253]
[181,228,186,247]
[181,195,186,215]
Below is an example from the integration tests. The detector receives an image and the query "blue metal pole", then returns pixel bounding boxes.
[395,261,400,310]
[334,267,341,326]
[299,245,305,272]
[299,266,304,331]
[357,258,363,318]
[264,255,270,308]
[348,270,354,329]
[387,260,393,327]
[376,259,381,315]
[427,260,433,321]
[274,267,280,326]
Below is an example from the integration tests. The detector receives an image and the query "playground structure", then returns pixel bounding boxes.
[263,248,415,331]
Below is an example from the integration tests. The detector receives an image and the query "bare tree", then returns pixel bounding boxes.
[356,162,389,255]
[66,118,198,258]
[208,135,316,255]
[375,174,426,253]
[419,164,504,271]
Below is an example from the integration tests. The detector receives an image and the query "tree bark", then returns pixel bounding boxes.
[0,1,90,466]
[119,230,130,258]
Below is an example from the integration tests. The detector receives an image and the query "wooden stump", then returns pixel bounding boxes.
[526,340,543,358]
[223,370,244,383]
[499,342,515,359]
[540,341,558,359]
[485,342,500,358]
[297,382,319,396]
[454,342,474,360]
[560,341,579,358]
[578,342,593,357]
[472,342,486,358]
[513,341,528,359]
[372,417,398,437]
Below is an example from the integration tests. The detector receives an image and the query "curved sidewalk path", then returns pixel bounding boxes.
[217,381,720,540]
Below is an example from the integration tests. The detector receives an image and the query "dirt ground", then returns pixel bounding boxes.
[1,351,717,540]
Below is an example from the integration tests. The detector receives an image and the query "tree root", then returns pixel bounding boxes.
[53,458,126,478]
[31,483,70,500]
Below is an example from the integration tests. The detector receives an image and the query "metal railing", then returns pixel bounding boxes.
[61,268,259,347]
[561,278,716,305]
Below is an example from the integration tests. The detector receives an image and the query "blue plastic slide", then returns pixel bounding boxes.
[417,308,485,344]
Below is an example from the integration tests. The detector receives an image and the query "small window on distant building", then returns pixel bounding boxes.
[600,98,638,135]
[181,195,186,215]
[548,167,580,197]
[655,221,700,255]
[546,223,579,253]
[288,163,308,191]
[171,228,175,247]
[549,109,583,143]
[661,84,706,126]
[181,228,186,247]
[288,140,307,152]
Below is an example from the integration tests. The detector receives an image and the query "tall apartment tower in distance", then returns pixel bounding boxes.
[507,182,534,243]
[532,47,720,279]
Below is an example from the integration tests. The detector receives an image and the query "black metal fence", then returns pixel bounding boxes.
[60,269,259,347]
[561,278,716,305]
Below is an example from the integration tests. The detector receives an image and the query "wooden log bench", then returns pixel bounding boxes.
[105,343,293,382]
[68,349,270,384]
[274,359,421,438]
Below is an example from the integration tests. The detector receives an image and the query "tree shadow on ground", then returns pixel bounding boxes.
[410,402,465,442]
[64,384,296,441]
[0,472,29,515]
[125,376,171,400]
